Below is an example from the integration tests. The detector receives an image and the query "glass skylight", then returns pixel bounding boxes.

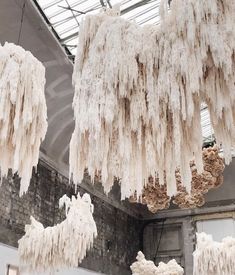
[201,106,214,145]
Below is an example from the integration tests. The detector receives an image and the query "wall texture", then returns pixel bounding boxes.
[0,160,141,275]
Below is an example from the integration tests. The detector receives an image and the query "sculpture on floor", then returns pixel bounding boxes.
[130,251,184,275]
[0,42,47,195]
[18,193,97,272]
[70,0,235,201]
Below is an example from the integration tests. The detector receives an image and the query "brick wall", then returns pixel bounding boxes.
[0,160,141,275]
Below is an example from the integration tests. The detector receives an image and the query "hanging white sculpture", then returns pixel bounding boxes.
[70,0,235,200]
[18,193,97,272]
[0,42,47,195]
[193,232,235,275]
[129,146,224,213]
[130,251,184,275]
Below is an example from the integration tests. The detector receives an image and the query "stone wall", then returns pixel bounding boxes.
[0,160,141,275]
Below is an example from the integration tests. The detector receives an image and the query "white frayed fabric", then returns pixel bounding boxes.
[18,193,97,272]
[70,0,235,200]
[130,251,184,275]
[0,42,47,195]
[193,232,235,275]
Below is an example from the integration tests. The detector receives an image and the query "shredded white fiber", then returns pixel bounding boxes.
[130,251,184,275]
[193,232,235,275]
[129,146,224,213]
[0,42,47,195]
[18,193,97,272]
[70,0,235,200]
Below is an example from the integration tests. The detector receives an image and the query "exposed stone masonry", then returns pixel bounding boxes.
[0,160,141,275]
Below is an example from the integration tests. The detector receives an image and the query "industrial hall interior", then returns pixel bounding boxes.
[1,0,235,274]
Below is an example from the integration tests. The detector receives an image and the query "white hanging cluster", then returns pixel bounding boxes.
[18,193,97,272]
[129,146,224,213]
[0,42,47,195]
[130,251,184,275]
[193,232,235,275]
[71,0,235,199]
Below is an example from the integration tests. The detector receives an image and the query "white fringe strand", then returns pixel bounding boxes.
[0,42,47,195]
[193,232,235,275]
[18,193,97,272]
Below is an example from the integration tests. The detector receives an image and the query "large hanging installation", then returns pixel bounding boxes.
[193,232,235,275]
[130,251,184,275]
[129,146,224,212]
[0,42,47,195]
[70,0,235,200]
[18,193,97,272]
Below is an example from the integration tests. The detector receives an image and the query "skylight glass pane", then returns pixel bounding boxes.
[50,10,74,25]
[65,37,79,46]
[70,47,78,55]
[121,0,142,9]
[45,1,67,18]
[201,107,214,142]
[58,24,79,38]
[76,0,99,9]
[37,0,56,9]
[124,2,159,20]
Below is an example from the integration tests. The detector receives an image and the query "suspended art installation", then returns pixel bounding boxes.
[129,179,170,213]
[70,0,235,200]
[130,146,224,213]
[193,232,235,275]
[0,42,47,195]
[173,146,224,209]
[18,193,97,272]
[130,251,184,275]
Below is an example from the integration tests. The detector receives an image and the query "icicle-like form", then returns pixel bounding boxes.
[132,146,224,212]
[0,42,47,195]
[130,251,184,275]
[193,232,235,275]
[18,193,97,272]
[71,0,235,199]
[129,178,171,213]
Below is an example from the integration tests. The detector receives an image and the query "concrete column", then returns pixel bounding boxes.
[182,217,195,275]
